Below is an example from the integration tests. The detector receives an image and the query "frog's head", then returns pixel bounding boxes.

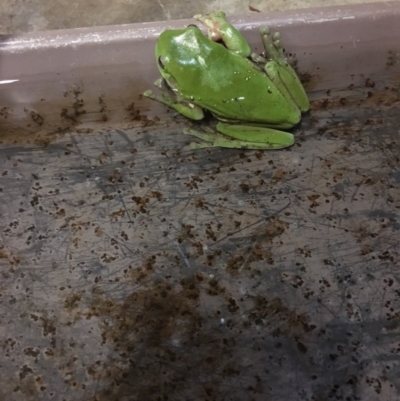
[155,25,202,89]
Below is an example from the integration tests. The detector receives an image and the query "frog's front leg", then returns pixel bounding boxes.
[144,83,204,121]
[184,122,294,150]
[260,27,309,112]
[193,11,251,57]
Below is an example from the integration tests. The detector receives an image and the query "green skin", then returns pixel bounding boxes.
[144,11,309,150]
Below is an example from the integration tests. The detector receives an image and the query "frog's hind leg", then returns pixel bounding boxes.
[260,27,309,112]
[183,122,294,150]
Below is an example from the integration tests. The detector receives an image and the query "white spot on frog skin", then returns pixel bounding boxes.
[220,318,226,325]
[197,55,206,66]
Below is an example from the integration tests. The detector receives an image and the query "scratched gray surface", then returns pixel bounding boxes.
[1,84,400,400]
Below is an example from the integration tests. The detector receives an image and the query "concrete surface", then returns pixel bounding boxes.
[0,0,397,33]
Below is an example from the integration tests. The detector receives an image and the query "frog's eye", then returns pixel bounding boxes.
[187,24,199,29]
[158,56,165,70]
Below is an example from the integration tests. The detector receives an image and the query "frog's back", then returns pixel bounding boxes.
[171,29,299,125]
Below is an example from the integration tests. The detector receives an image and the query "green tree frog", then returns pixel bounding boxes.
[144,11,309,150]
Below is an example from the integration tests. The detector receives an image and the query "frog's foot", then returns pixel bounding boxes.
[260,27,310,113]
[260,27,285,64]
[183,128,222,149]
[183,123,295,150]
[250,52,267,64]
[193,11,251,57]
[153,78,163,89]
